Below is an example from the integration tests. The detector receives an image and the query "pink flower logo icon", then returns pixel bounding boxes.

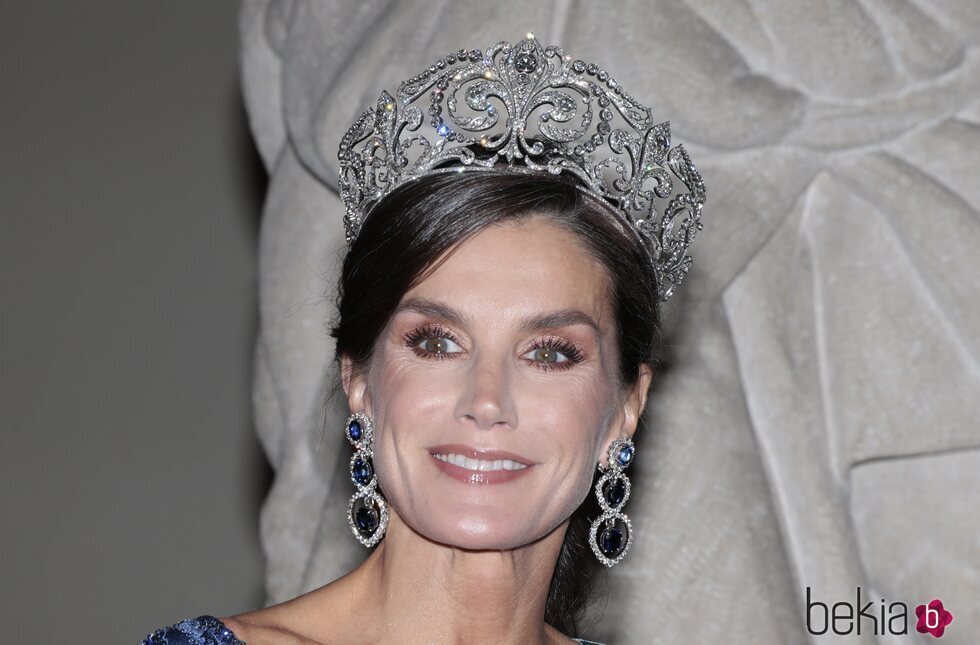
[915,599,953,638]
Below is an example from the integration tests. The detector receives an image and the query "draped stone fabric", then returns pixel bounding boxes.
[239,1,980,642]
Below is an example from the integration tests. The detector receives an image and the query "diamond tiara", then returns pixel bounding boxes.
[337,33,707,302]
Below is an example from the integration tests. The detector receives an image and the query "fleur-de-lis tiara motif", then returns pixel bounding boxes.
[337,33,706,302]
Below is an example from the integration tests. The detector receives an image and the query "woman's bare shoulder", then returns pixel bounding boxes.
[220,608,322,645]
[222,573,361,643]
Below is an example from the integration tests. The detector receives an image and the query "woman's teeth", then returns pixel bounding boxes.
[433,453,528,471]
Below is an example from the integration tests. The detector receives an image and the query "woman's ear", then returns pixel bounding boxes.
[340,354,371,415]
[599,363,653,465]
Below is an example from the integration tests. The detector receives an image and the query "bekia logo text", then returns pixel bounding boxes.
[806,587,954,638]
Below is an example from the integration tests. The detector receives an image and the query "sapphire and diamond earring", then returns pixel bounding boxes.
[589,438,635,567]
[345,411,389,546]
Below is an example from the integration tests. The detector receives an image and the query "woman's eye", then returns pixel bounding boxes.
[524,346,569,364]
[405,325,581,370]
[418,336,463,355]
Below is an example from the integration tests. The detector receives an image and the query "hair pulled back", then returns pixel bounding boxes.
[329,169,663,634]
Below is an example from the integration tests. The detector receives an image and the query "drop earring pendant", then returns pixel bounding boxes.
[589,438,635,567]
[344,411,389,547]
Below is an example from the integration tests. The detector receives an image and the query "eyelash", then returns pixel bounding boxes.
[402,323,584,371]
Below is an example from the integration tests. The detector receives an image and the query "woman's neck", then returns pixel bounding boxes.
[304,513,572,644]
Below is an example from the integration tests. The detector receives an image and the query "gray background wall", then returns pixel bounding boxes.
[0,3,267,643]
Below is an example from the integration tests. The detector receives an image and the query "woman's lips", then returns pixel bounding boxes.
[427,443,536,485]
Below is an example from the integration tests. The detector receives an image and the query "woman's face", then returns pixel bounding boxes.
[344,216,650,550]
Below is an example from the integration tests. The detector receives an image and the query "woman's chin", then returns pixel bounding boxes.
[412,515,544,552]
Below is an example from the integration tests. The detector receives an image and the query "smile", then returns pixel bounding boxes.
[431,453,528,472]
[427,444,536,485]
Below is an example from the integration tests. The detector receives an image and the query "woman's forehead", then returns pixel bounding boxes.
[401,218,613,328]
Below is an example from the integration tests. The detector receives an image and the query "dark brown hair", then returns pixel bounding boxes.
[329,169,663,634]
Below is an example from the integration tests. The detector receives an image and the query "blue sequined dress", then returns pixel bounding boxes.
[142,615,606,644]
[142,616,242,644]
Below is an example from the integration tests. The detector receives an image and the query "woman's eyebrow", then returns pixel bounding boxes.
[518,309,601,335]
[396,297,601,335]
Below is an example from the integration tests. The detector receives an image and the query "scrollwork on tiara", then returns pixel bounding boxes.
[337,33,706,302]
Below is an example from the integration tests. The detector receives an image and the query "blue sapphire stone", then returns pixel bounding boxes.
[599,521,628,558]
[602,477,627,508]
[616,444,634,468]
[347,420,362,441]
[355,502,379,537]
[351,456,374,486]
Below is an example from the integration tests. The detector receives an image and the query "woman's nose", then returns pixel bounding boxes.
[454,350,517,431]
